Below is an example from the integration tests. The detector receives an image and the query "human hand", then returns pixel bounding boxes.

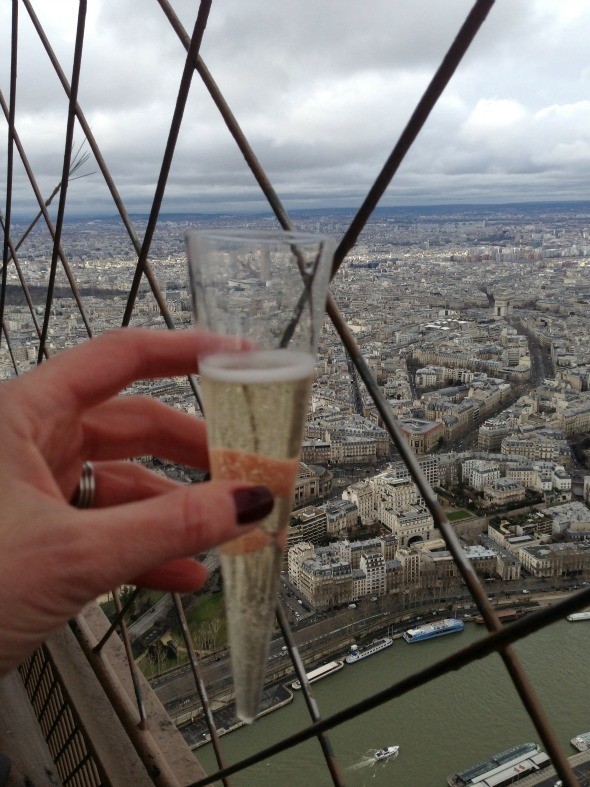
[0,328,273,674]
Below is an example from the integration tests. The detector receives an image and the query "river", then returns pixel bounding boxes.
[195,619,590,786]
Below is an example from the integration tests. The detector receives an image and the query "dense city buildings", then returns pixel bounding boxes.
[3,202,590,610]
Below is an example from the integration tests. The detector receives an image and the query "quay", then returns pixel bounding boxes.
[181,683,293,750]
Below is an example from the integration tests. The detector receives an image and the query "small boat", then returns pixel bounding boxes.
[566,611,590,622]
[373,745,399,761]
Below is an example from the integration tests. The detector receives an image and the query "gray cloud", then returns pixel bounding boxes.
[2,0,590,217]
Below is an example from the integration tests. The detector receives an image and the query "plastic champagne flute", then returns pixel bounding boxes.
[186,229,335,723]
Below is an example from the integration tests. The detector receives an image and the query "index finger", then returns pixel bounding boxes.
[32,327,246,410]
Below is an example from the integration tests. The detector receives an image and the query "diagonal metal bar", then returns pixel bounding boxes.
[7,145,91,264]
[191,592,587,787]
[325,295,577,785]
[154,4,572,778]
[121,0,212,327]
[171,592,231,786]
[332,0,496,276]
[156,0,293,231]
[1,2,580,785]
[93,587,141,653]
[111,588,148,728]
[19,0,176,336]
[275,603,345,786]
[0,88,93,342]
[37,0,88,364]
[0,317,19,375]
[0,187,46,358]
[0,153,91,359]
[0,0,18,349]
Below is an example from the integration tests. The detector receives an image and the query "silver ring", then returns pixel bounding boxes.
[73,461,95,508]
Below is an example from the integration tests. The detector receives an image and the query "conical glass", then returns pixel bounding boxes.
[186,229,334,723]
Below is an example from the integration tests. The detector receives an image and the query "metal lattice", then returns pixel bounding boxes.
[2,2,589,785]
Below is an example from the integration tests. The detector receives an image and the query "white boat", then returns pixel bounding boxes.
[373,745,399,762]
[291,660,344,690]
[345,637,393,664]
[403,618,464,643]
[566,611,590,622]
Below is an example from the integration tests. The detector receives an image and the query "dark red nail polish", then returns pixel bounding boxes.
[233,486,274,524]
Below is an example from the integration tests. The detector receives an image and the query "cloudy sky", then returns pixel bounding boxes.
[1,0,590,216]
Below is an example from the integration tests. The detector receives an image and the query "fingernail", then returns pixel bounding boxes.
[233,486,274,524]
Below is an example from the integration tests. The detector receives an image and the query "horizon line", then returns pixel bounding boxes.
[11,197,590,223]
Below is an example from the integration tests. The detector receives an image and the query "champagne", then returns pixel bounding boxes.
[200,349,314,722]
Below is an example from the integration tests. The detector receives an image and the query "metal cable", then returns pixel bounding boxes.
[37,0,88,363]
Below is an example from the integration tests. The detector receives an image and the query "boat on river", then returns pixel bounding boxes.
[566,611,590,621]
[291,660,344,690]
[373,745,399,762]
[403,618,464,643]
[345,637,393,664]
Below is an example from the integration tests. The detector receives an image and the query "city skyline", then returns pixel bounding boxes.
[2,1,590,216]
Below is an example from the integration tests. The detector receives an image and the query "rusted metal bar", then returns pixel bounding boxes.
[6,146,91,265]
[191,591,586,787]
[37,0,87,363]
[0,210,49,355]
[93,587,141,653]
[112,589,148,729]
[121,0,212,327]
[19,0,176,337]
[171,592,231,786]
[275,603,345,787]
[0,88,93,342]
[332,0,496,276]
[325,294,577,786]
[156,0,293,232]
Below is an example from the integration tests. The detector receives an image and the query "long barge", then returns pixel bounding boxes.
[473,608,525,625]
[291,660,344,690]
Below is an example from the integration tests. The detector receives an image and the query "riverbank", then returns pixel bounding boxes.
[193,619,590,786]
[182,683,294,750]
[178,595,553,750]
